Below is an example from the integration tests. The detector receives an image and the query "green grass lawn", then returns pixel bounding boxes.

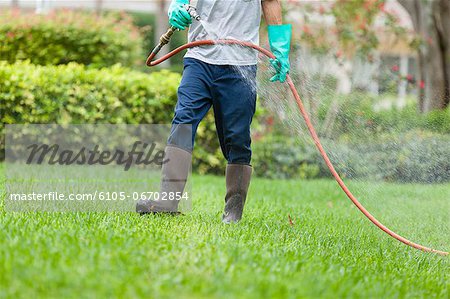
[1,171,449,298]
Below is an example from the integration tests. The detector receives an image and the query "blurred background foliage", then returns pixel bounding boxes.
[0,9,143,67]
[128,11,186,71]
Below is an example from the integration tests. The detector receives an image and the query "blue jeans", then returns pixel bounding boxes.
[168,58,257,164]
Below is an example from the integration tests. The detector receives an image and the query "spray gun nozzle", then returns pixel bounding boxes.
[183,4,201,21]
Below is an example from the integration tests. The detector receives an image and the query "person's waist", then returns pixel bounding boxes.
[184,53,257,66]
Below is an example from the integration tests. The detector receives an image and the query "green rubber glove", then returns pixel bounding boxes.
[168,0,192,30]
[268,24,292,83]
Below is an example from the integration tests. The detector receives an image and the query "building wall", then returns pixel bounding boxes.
[0,0,159,12]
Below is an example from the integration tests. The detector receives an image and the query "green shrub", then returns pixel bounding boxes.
[423,109,450,133]
[0,61,179,125]
[0,61,177,159]
[316,92,450,137]
[129,11,187,71]
[128,11,156,59]
[252,135,322,179]
[251,131,450,183]
[0,9,143,67]
[0,61,261,174]
[326,131,450,183]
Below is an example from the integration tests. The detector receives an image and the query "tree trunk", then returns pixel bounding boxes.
[434,0,450,109]
[95,0,103,16]
[398,0,449,112]
[155,0,170,67]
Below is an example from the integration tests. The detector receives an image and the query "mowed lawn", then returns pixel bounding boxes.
[1,168,449,298]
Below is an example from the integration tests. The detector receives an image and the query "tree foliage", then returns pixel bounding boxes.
[285,0,449,112]
[285,0,406,58]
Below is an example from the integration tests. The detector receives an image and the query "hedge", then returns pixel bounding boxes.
[0,61,180,124]
[252,131,450,183]
[0,9,143,67]
[252,135,322,179]
[129,11,187,71]
[317,92,450,137]
[0,61,254,174]
[326,131,450,183]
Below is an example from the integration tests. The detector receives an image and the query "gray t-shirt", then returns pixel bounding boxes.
[185,0,262,65]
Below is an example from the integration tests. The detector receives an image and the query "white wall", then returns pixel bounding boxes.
[0,0,159,12]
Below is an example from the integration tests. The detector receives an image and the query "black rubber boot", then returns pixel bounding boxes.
[222,164,252,223]
[136,145,192,214]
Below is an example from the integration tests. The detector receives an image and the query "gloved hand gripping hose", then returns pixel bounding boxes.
[146,40,449,256]
[148,4,200,59]
[268,24,292,83]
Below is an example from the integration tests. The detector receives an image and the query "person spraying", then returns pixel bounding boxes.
[137,0,292,223]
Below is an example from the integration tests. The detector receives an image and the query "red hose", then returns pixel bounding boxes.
[146,39,449,256]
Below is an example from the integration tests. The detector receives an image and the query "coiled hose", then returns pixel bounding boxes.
[146,39,448,256]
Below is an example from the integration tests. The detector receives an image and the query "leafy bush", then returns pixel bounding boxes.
[0,61,261,174]
[257,89,449,182]
[327,131,450,183]
[366,105,450,134]
[0,61,179,125]
[0,9,143,67]
[252,135,322,179]
[0,61,175,159]
[129,11,187,71]
[128,11,156,58]
[317,92,450,137]
[422,109,450,133]
[252,131,450,183]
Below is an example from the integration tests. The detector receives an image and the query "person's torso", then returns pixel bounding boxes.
[185,0,262,65]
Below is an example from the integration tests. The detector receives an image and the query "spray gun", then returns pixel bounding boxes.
[148,5,201,59]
